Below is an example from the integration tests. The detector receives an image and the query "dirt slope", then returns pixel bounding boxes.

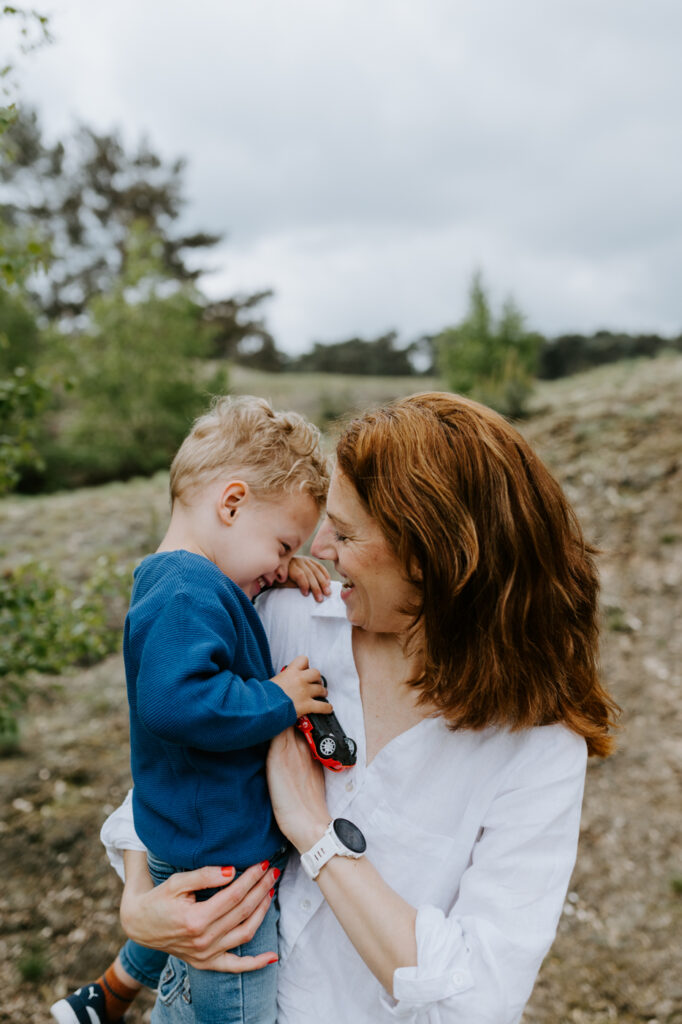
[1,355,681,1023]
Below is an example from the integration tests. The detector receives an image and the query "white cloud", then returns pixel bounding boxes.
[15,0,682,351]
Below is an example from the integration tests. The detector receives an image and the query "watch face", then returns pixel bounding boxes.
[333,817,367,854]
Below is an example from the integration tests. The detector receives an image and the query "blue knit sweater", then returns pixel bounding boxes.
[124,551,298,869]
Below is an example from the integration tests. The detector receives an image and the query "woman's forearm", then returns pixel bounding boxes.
[267,728,418,993]
[310,847,418,995]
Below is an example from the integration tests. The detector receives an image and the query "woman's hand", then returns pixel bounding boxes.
[120,850,279,972]
[266,727,331,853]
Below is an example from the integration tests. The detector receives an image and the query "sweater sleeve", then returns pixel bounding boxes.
[132,591,297,751]
[379,731,587,1023]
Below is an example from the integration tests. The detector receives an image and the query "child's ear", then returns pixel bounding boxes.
[218,480,249,525]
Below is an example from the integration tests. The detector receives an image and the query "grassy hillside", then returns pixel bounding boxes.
[1,354,681,1023]
[229,364,442,429]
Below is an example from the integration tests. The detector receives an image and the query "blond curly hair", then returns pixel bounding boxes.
[170,395,329,508]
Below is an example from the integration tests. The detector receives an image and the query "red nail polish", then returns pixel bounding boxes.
[260,860,270,871]
[269,887,275,898]
[273,867,281,880]
[266,955,278,964]
[221,866,235,878]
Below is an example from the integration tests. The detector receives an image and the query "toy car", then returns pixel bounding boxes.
[296,675,357,772]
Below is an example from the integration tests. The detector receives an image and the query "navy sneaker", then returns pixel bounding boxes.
[50,981,123,1024]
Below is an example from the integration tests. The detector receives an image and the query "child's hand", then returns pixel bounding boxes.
[287,556,332,603]
[271,655,333,717]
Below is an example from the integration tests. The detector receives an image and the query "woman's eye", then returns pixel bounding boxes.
[334,531,348,543]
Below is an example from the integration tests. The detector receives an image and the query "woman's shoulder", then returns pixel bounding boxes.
[256,581,346,627]
[500,722,588,784]
[256,582,348,672]
[424,720,587,780]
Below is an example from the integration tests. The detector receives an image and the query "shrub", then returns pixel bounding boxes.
[0,555,132,740]
[0,364,49,494]
[28,224,229,491]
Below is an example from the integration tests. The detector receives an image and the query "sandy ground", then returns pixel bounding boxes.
[1,355,681,1023]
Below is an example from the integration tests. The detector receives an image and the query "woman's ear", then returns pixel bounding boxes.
[408,554,423,583]
[217,480,249,525]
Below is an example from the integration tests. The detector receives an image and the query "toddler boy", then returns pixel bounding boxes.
[51,395,331,1024]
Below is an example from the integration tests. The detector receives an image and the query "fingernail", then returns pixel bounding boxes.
[221,865,235,878]
[267,955,278,964]
[260,860,270,871]
[273,867,281,880]
[269,887,275,898]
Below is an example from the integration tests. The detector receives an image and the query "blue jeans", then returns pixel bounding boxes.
[119,938,168,988]
[147,850,286,1024]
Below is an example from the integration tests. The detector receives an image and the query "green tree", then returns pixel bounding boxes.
[0,286,42,370]
[0,6,51,495]
[0,108,282,369]
[0,108,218,319]
[437,273,543,417]
[204,290,286,370]
[36,223,228,489]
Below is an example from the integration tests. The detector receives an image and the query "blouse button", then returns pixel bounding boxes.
[300,899,312,912]
[451,971,467,988]
[345,779,354,792]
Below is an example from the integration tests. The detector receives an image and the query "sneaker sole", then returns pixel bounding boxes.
[49,998,102,1024]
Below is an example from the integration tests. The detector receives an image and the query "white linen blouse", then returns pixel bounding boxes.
[102,584,587,1024]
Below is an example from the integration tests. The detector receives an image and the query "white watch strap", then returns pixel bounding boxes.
[301,821,364,880]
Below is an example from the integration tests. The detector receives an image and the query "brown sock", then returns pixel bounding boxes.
[96,964,140,1022]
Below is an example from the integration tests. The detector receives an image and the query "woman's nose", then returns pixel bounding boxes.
[311,520,334,560]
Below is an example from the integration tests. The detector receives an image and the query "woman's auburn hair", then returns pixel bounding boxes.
[335,391,619,757]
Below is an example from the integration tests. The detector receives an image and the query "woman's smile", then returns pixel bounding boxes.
[312,467,419,636]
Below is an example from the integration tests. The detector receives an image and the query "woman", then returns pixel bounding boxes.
[107,392,618,1023]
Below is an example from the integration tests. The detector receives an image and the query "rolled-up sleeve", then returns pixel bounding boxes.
[380,731,587,1023]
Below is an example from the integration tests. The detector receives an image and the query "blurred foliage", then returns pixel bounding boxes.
[204,290,284,370]
[0,554,133,743]
[0,107,277,366]
[17,942,48,983]
[437,272,544,418]
[538,329,682,379]
[286,330,419,376]
[0,286,42,370]
[26,223,229,491]
[0,6,53,495]
[0,107,218,320]
[0,365,49,493]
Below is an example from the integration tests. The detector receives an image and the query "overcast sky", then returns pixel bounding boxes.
[11,0,682,354]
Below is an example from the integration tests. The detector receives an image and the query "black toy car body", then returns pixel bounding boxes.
[296,677,357,772]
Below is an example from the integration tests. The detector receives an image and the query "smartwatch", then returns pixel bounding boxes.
[300,818,367,880]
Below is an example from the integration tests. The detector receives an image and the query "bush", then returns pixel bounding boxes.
[0,555,132,740]
[30,226,229,491]
[0,364,49,494]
